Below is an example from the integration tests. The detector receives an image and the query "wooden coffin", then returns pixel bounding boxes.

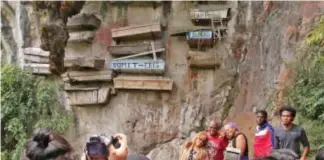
[67,14,101,31]
[109,1,162,6]
[190,5,230,21]
[108,41,164,56]
[188,51,221,69]
[62,70,113,82]
[68,31,95,43]
[24,55,49,63]
[23,47,50,57]
[113,75,173,90]
[24,63,51,75]
[111,23,161,40]
[67,87,110,106]
[64,83,100,91]
[186,30,214,48]
[170,26,227,36]
[170,26,211,36]
[64,57,105,69]
[110,59,165,74]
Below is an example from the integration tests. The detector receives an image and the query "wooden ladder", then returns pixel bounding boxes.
[210,16,223,42]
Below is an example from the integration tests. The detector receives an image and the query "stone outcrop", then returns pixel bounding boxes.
[67,13,101,31]
[34,1,85,74]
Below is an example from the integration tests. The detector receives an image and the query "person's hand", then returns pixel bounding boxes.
[219,131,226,139]
[114,133,127,145]
[49,134,54,141]
[184,141,192,148]
[300,156,307,160]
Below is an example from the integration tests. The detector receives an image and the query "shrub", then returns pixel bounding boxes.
[0,65,73,160]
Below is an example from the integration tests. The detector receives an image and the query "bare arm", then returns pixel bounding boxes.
[235,135,247,158]
[109,133,128,160]
[300,128,310,160]
[301,146,310,160]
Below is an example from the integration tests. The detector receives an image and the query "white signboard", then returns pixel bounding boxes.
[110,59,165,73]
[186,30,213,39]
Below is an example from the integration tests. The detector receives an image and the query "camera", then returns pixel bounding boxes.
[86,135,120,158]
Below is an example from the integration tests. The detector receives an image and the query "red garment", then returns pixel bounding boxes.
[254,123,275,158]
[207,134,229,160]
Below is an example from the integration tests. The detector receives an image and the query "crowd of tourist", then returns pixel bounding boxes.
[21,106,323,160]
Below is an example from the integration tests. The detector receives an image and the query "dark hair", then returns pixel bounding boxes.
[316,145,324,160]
[279,106,296,117]
[256,110,268,118]
[24,128,72,160]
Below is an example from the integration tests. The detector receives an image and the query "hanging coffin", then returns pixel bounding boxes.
[186,30,214,48]
[113,75,173,91]
[61,70,113,82]
[187,51,221,69]
[189,5,231,24]
[111,23,161,41]
[110,59,165,74]
[66,86,111,106]
[24,63,51,75]
[108,41,164,56]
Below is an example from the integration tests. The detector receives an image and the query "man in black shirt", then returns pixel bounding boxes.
[274,106,310,160]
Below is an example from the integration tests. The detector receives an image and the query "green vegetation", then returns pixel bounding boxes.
[1,65,73,160]
[286,16,324,158]
[305,16,324,47]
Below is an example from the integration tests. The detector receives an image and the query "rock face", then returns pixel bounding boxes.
[1,1,324,159]
[67,13,101,31]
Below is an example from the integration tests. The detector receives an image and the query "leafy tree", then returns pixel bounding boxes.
[286,15,324,158]
[1,65,73,160]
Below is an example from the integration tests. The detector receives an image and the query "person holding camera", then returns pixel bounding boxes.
[82,133,128,160]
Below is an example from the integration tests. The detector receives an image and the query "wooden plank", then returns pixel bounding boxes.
[64,83,100,91]
[112,48,165,60]
[68,31,95,43]
[197,4,232,12]
[111,23,161,39]
[110,59,165,74]
[68,87,110,106]
[170,26,228,36]
[151,42,157,60]
[64,57,105,69]
[24,55,49,63]
[109,1,162,6]
[108,41,164,56]
[24,63,51,75]
[23,47,49,57]
[113,76,173,90]
[62,70,113,82]
[188,51,221,69]
[67,14,101,31]
[190,8,230,20]
[169,26,211,36]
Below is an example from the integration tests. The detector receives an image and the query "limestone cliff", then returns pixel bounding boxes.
[1,1,323,159]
